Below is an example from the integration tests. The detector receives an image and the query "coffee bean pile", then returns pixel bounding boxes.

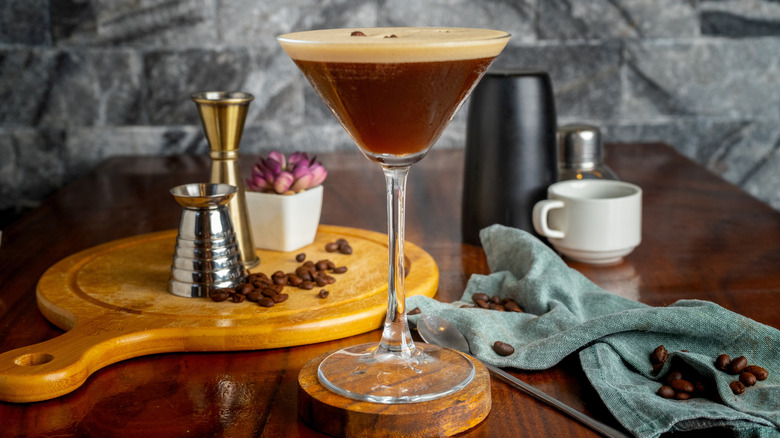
[655,366,709,400]
[651,345,771,399]
[652,345,717,400]
[208,246,349,307]
[466,293,524,312]
[209,272,289,307]
[713,354,769,395]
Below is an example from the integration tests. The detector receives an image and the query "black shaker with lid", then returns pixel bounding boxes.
[462,69,558,245]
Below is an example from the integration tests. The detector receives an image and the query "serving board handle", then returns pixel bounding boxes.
[0,312,169,403]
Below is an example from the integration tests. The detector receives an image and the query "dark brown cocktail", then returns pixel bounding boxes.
[293,57,494,158]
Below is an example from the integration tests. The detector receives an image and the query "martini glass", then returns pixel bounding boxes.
[278,27,509,403]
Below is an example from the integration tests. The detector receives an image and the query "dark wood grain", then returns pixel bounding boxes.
[0,144,778,437]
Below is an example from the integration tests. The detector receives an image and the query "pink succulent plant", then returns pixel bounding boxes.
[246,151,327,194]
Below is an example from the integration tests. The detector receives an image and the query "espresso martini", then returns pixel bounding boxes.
[279,27,509,165]
[278,27,509,404]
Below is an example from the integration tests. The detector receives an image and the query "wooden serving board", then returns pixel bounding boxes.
[0,225,438,403]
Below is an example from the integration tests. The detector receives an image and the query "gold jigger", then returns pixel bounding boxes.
[191,91,260,269]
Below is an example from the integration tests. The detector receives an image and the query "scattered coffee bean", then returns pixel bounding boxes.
[489,295,502,304]
[650,345,669,365]
[488,303,505,311]
[333,266,348,274]
[715,354,731,371]
[350,31,367,37]
[694,380,707,394]
[247,273,268,282]
[231,294,245,303]
[318,289,329,298]
[670,379,695,393]
[675,392,692,400]
[728,356,748,375]
[246,290,263,302]
[730,381,746,395]
[296,253,306,262]
[504,300,523,313]
[472,293,489,302]
[300,280,314,290]
[339,244,352,255]
[209,289,230,302]
[475,299,489,309]
[657,385,676,399]
[740,372,757,387]
[272,293,289,303]
[666,370,683,384]
[325,242,339,252]
[407,307,421,315]
[257,297,275,307]
[492,341,515,356]
[744,365,769,381]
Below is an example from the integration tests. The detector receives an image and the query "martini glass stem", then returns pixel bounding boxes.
[377,165,415,357]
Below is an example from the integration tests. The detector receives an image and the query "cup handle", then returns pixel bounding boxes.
[532,200,565,239]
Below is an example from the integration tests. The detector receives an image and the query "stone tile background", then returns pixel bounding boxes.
[2,0,780,224]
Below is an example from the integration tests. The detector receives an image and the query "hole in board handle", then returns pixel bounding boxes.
[14,353,55,366]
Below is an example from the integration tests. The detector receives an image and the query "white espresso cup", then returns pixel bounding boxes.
[532,180,642,264]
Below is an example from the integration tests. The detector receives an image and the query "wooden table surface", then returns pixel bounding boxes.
[0,143,778,437]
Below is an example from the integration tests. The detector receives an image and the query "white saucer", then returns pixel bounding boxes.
[551,243,636,265]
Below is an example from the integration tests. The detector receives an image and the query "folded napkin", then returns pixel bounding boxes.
[407,224,780,438]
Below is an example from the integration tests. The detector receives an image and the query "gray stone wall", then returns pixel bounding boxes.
[2,0,780,223]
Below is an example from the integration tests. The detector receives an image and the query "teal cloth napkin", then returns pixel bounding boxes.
[407,224,780,438]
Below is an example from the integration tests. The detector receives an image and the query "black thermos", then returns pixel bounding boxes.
[462,69,558,245]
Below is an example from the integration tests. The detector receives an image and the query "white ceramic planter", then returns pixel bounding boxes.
[245,185,323,252]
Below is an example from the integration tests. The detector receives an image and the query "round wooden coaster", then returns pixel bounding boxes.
[298,350,491,437]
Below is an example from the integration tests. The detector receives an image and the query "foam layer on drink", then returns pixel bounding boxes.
[278,27,510,63]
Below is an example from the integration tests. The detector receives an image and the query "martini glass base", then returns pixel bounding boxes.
[317,342,475,404]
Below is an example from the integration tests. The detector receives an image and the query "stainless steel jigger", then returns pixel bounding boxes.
[168,183,247,298]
